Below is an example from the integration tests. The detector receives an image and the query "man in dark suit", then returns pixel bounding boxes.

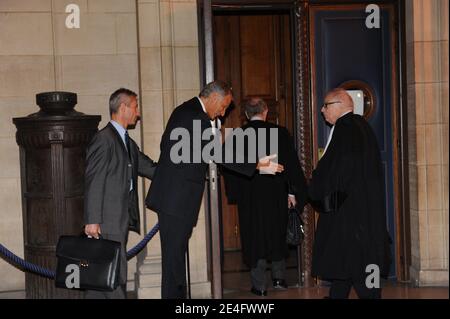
[84,88,157,299]
[223,97,308,296]
[308,88,391,299]
[146,81,283,298]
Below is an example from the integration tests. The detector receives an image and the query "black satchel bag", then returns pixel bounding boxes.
[286,207,304,246]
[55,235,121,291]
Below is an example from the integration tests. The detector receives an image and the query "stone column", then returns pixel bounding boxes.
[406,0,449,286]
[136,0,210,298]
[51,0,142,292]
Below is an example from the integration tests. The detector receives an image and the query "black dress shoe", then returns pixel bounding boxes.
[272,279,288,289]
[250,287,267,296]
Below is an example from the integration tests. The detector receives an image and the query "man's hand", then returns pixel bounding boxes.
[257,154,284,175]
[85,224,101,239]
[288,195,297,208]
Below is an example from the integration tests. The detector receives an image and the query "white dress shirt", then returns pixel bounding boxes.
[322,111,352,157]
[197,96,221,134]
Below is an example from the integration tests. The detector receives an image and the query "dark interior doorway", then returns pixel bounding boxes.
[212,10,302,293]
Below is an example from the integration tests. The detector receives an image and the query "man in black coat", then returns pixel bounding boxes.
[84,88,157,298]
[308,88,391,299]
[223,98,308,296]
[146,81,283,298]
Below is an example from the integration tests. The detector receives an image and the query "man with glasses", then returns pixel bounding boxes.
[308,88,391,299]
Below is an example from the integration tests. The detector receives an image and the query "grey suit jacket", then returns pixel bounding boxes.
[84,122,156,235]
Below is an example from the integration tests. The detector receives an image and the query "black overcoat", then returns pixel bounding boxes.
[308,113,391,280]
[224,120,307,268]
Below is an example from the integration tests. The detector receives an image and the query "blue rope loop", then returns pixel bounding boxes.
[0,223,160,280]
[126,223,160,260]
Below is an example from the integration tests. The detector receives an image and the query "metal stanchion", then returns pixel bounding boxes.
[186,246,192,299]
[297,244,304,286]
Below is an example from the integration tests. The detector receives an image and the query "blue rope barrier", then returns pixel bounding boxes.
[0,223,160,279]
[0,243,56,279]
[126,223,159,260]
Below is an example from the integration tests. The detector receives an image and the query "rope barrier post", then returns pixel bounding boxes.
[297,243,303,287]
[186,245,191,299]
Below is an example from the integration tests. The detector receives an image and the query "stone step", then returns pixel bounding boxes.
[137,286,161,299]
[136,271,161,287]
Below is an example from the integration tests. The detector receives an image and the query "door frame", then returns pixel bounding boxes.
[199,0,316,289]
[198,0,410,291]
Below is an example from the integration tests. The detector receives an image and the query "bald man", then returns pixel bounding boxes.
[308,88,391,299]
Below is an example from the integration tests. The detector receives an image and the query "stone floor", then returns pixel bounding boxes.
[1,250,448,299]
[220,250,449,299]
[0,282,448,299]
[222,272,449,299]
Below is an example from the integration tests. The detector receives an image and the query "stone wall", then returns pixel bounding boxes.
[0,0,142,293]
[0,0,206,297]
[406,0,449,286]
[135,0,210,298]
[0,0,447,297]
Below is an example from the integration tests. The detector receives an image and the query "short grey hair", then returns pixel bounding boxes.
[109,88,137,116]
[244,97,268,118]
[199,80,232,98]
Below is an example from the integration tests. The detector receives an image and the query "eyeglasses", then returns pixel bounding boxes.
[322,101,341,109]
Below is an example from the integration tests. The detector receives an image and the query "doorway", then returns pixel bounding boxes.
[200,1,408,298]
[213,10,301,294]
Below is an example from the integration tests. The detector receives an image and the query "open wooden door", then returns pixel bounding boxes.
[200,0,317,292]
[214,13,294,251]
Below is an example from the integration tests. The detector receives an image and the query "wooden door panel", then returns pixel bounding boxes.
[214,13,292,250]
[220,177,240,249]
[240,16,276,100]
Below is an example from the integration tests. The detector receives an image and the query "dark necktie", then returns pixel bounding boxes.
[125,131,134,191]
[124,131,131,160]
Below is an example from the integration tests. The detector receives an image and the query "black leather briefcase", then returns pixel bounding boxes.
[55,236,121,291]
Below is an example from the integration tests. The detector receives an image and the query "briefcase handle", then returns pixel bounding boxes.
[80,228,103,240]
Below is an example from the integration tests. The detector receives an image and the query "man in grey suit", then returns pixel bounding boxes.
[84,88,156,299]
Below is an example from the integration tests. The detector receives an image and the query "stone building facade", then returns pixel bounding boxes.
[0,0,447,297]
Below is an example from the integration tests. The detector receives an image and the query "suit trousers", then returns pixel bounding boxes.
[85,233,128,299]
[158,212,194,299]
[250,259,286,290]
[329,278,381,299]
